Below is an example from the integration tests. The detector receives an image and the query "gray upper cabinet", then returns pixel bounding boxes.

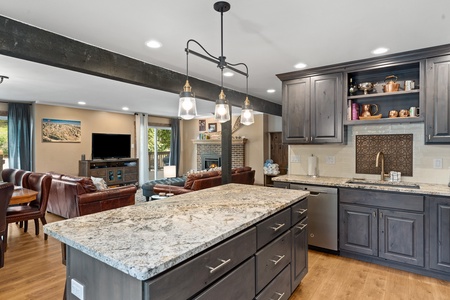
[282,73,343,144]
[425,55,450,143]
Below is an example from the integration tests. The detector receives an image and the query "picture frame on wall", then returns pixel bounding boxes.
[199,119,206,131]
[42,118,81,142]
[208,123,217,132]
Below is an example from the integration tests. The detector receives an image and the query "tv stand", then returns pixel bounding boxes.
[79,158,139,186]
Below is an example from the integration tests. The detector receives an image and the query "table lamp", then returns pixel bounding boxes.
[164,165,176,197]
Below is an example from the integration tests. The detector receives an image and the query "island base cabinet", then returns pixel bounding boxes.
[66,247,143,300]
[429,196,450,273]
[193,257,255,300]
[255,265,291,300]
[291,217,308,292]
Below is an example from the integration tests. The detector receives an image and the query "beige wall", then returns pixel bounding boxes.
[181,114,268,185]
[34,104,136,175]
[289,123,450,185]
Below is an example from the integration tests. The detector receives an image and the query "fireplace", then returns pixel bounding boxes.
[193,139,247,170]
[201,154,222,169]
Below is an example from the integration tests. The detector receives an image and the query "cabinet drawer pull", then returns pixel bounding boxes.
[206,258,231,273]
[270,223,285,231]
[270,254,285,265]
[296,223,307,230]
[270,292,285,300]
[297,208,308,214]
[380,212,383,219]
[372,211,376,218]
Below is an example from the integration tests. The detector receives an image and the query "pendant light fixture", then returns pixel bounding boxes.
[179,1,254,125]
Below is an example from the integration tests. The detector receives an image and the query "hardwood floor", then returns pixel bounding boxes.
[292,251,450,300]
[1,213,449,300]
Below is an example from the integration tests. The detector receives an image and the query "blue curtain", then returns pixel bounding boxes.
[8,103,32,170]
[169,118,180,176]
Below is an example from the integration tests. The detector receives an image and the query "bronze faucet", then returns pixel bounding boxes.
[375,151,388,181]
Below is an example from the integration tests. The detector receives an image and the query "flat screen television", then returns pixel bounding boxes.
[91,133,131,159]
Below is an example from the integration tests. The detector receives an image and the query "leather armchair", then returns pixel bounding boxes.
[1,169,30,186]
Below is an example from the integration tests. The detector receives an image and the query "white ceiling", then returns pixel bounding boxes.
[0,0,449,117]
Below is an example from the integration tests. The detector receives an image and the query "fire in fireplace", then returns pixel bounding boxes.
[201,154,222,169]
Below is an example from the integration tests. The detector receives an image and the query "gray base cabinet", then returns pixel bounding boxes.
[339,189,425,267]
[429,196,450,273]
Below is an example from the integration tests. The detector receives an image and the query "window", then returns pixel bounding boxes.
[148,126,171,180]
[0,103,8,170]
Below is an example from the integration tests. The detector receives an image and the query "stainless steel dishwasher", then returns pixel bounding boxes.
[290,184,338,251]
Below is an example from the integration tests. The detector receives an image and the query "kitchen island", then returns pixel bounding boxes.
[44,183,309,300]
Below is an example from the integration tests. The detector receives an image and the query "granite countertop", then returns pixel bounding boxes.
[272,174,450,197]
[44,183,308,281]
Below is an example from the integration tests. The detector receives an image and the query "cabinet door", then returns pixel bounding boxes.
[310,73,343,143]
[339,204,377,256]
[429,196,450,273]
[291,218,308,292]
[282,78,310,143]
[378,209,424,267]
[425,55,450,143]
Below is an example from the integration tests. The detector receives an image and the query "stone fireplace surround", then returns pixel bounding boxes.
[192,139,247,171]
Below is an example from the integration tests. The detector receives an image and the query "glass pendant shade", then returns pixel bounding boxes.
[240,96,254,125]
[214,89,230,123]
[178,80,197,120]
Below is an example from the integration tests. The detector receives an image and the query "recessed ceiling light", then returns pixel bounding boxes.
[145,40,162,49]
[371,47,389,55]
[78,101,86,105]
[294,62,307,69]
[267,89,276,93]
[223,71,234,77]
[122,107,129,111]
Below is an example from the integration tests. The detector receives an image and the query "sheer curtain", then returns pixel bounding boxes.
[8,103,33,170]
[169,118,180,177]
[135,113,149,186]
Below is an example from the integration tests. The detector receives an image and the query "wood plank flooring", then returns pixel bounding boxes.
[1,213,449,300]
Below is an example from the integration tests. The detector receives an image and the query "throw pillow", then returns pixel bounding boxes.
[91,176,108,190]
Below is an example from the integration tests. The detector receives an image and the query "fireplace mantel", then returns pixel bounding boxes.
[192,138,247,145]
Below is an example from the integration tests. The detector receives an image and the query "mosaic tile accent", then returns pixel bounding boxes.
[356,134,413,176]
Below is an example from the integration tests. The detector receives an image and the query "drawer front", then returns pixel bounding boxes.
[90,168,106,177]
[291,199,308,225]
[194,257,255,300]
[145,227,256,300]
[256,230,292,293]
[340,188,424,212]
[124,167,138,174]
[255,264,291,300]
[257,208,291,249]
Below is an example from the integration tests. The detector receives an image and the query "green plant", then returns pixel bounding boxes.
[0,120,8,156]
[148,128,171,152]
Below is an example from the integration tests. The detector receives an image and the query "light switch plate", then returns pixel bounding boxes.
[433,158,443,169]
[71,279,85,300]
[291,154,301,163]
[326,156,336,164]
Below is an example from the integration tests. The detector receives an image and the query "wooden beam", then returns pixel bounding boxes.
[0,15,281,116]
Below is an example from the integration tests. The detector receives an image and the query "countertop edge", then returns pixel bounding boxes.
[272,175,450,197]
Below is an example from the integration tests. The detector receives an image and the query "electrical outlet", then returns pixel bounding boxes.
[291,154,301,163]
[71,279,85,300]
[326,156,336,164]
[433,158,443,169]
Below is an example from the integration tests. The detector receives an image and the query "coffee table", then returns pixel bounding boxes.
[150,195,167,201]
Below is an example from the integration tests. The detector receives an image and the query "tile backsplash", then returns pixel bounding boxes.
[289,123,450,185]
[355,134,413,176]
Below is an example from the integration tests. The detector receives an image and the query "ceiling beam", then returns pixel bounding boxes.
[0,15,281,116]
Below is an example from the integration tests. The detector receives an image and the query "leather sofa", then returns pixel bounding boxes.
[47,172,137,218]
[153,167,255,196]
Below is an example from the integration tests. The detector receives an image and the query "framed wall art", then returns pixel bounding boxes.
[42,118,81,143]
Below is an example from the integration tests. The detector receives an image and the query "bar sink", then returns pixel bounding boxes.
[345,179,420,189]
